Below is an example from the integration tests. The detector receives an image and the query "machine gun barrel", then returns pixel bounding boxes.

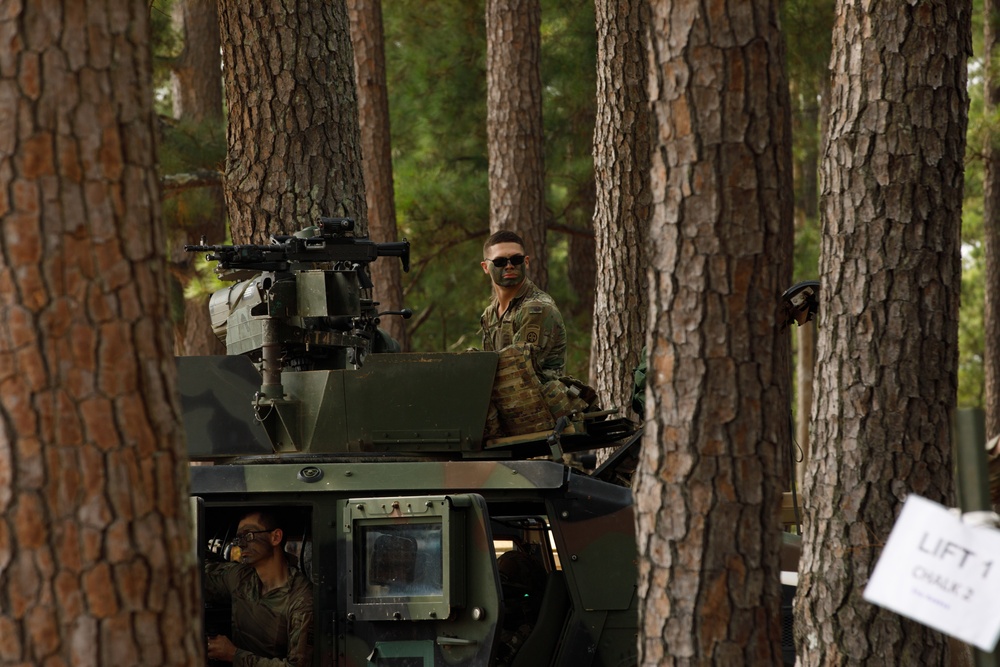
[184,218,410,274]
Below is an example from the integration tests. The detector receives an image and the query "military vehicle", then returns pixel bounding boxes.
[181,219,801,666]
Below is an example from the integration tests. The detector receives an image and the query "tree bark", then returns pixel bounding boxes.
[167,0,226,357]
[588,0,650,422]
[796,2,970,664]
[218,0,367,243]
[0,1,202,664]
[486,0,547,289]
[171,0,223,124]
[348,0,409,350]
[796,321,816,495]
[984,0,1000,441]
[638,1,794,663]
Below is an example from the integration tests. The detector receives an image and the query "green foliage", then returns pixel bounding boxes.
[150,0,181,116]
[384,0,597,377]
[159,118,227,174]
[383,1,491,355]
[960,26,987,409]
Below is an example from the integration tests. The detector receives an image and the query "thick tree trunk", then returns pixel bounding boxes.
[0,1,202,664]
[218,0,367,242]
[796,2,970,664]
[985,0,1000,441]
[589,0,650,422]
[349,0,409,350]
[486,0,547,289]
[638,1,794,663]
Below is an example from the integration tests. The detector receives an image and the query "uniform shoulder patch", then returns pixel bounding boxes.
[528,305,544,315]
[523,324,541,344]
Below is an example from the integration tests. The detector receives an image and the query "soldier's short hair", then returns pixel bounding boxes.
[242,507,287,547]
[483,230,525,257]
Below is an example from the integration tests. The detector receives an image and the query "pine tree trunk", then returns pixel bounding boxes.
[349,0,409,350]
[638,0,794,663]
[796,2,971,664]
[0,2,202,664]
[796,321,816,495]
[984,0,1000,441]
[218,0,367,242]
[486,0,547,289]
[589,0,650,422]
[171,0,223,123]
[168,0,226,357]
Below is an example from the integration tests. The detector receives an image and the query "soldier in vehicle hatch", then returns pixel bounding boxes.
[205,509,313,666]
[479,230,567,379]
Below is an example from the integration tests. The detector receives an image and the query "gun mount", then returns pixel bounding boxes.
[181,220,637,461]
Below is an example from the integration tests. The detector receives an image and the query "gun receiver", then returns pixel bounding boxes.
[184,217,410,278]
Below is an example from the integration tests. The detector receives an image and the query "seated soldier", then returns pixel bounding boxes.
[204,508,313,666]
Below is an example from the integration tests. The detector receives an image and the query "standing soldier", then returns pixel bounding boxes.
[479,230,566,379]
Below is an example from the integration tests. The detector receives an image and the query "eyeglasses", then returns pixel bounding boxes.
[233,528,277,546]
[485,254,525,268]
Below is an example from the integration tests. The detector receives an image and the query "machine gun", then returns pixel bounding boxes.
[185,217,409,286]
[185,218,411,405]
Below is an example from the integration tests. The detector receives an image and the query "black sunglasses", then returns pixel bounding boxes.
[485,254,525,268]
[233,528,278,546]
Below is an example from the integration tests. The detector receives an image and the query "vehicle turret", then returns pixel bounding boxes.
[181,219,638,462]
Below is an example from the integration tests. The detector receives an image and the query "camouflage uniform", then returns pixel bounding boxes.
[480,278,566,377]
[205,561,314,666]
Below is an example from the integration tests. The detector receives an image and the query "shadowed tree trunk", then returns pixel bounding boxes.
[985,0,1000,442]
[218,0,367,243]
[796,2,971,664]
[589,0,650,423]
[171,0,223,124]
[638,0,794,663]
[349,0,409,350]
[167,0,226,356]
[486,0,547,289]
[0,1,203,664]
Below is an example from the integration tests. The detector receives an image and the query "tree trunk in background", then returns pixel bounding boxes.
[171,0,223,123]
[566,185,597,319]
[638,1,794,663]
[985,0,1000,441]
[218,0,367,243]
[349,0,409,350]
[589,0,650,422]
[795,321,815,495]
[486,0,547,289]
[796,2,970,664]
[0,1,202,664]
[168,0,226,356]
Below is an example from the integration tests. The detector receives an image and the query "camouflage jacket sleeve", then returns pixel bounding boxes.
[204,560,239,605]
[233,583,313,667]
[512,300,566,375]
[205,562,314,667]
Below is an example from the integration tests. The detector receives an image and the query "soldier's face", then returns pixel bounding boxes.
[235,513,280,566]
[482,242,528,288]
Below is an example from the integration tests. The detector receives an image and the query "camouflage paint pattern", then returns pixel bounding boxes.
[191,458,638,666]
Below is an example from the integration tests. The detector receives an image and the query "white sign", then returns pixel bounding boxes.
[863,494,1000,651]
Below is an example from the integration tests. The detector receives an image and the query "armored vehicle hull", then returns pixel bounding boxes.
[192,454,639,666]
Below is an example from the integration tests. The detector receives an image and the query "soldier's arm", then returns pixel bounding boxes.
[233,582,314,667]
[514,302,566,374]
[204,560,239,604]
